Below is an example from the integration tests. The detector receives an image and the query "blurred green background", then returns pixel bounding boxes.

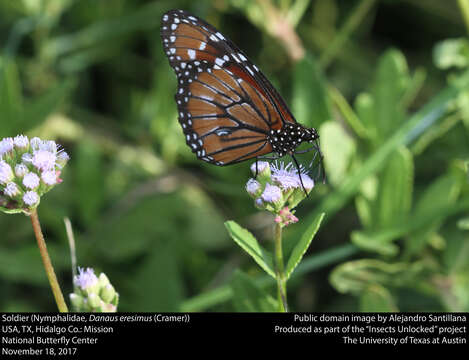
[1,0,468,312]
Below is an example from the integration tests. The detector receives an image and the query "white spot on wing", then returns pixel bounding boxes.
[199,42,206,51]
[215,58,225,67]
[187,49,196,59]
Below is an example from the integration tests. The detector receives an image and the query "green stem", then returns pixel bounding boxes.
[319,0,376,69]
[274,222,288,312]
[30,209,68,312]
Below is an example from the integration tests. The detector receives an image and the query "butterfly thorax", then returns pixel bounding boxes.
[268,123,319,157]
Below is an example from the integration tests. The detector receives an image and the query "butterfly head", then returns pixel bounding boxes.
[303,127,319,144]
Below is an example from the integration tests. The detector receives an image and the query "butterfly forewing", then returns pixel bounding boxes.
[160,9,300,165]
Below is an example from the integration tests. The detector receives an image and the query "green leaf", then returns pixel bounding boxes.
[0,57,23,136]
[320,121,356,186]
[74,140,105,227]
[330,259,410,295]
[373,48,409,142]
[285,213,325,279]
[433,38,469,69]
[129,239,184,311]
[225,221,275,278]
[375,146,413,228]
[360,284,398,312]
[230,270,277,312]
[405,173,461,256]
[292,55,332,128]
[354,92,376,140]
[351,230,399,256]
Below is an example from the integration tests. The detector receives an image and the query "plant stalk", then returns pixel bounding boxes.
[274,222,288,312]
[30,209,68,312]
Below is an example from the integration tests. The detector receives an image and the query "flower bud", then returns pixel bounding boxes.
[100,284,117,303]
[13,135,29,151]
[0,161,14,184]
[23,191,39,206]
[0,138,14,157]
[15,164,28,178]
[87,293,101,309]
[4,182,19,197]
[250,161,271,183]
[69,293,84,309]
[245,178,263,198]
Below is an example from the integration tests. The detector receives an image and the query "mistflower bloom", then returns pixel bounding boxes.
[32,150,56,171]
[23,172,40,189]
[70,267,119,312]
[262,183,282,203]
[4,182,19,197]
[13,135,29,150]
[300,173,315,191]
[271,162,302,189]
[0,161,14,184]
[0,138,14,156]
[42,170,57,186]
[0,135,69,214]
[29,137,42,151]
[56,151,70,169]
[246,178,262,197]
[23,191,39,206]
[74,267,99,291]
[250,161,270,175]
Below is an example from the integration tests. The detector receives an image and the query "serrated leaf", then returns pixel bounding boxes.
[225,221,275,278]
[285,212,325,279]
[230,270,277,312]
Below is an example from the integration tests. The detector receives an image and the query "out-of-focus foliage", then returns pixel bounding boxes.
[0,0,468,312]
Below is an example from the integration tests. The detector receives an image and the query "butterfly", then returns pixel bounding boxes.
[160,9,323,190]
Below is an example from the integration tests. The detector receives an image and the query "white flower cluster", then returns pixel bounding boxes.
[0,135,69,213]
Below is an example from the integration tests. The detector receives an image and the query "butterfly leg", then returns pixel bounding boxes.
[254,153,282,178]
[291,154,309,197]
